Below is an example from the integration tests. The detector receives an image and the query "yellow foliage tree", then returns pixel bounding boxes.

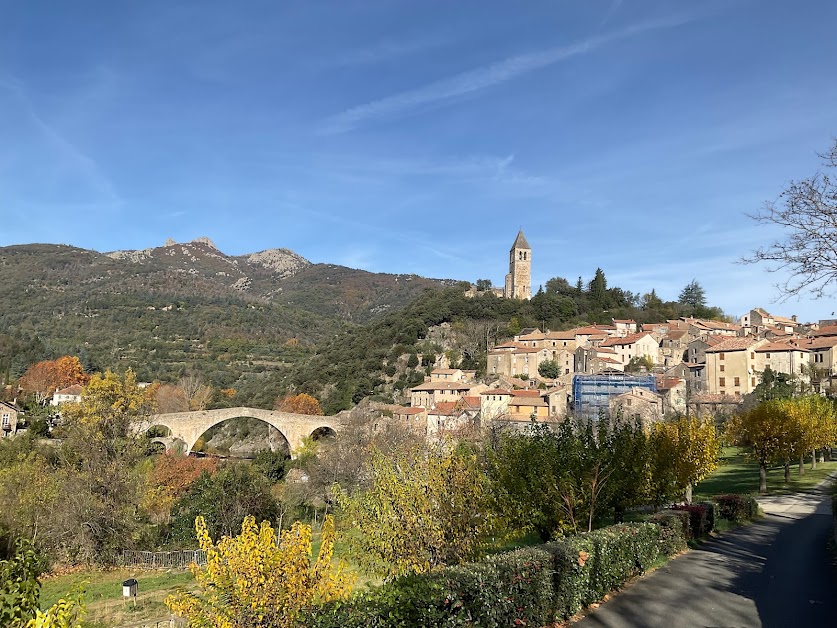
[336,444,495,578]
[62,368,156,428]
[727,401,788,493]
[165,515,353,627]
[650,417,720,503]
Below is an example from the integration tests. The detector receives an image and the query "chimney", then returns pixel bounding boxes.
[792,315,797,322]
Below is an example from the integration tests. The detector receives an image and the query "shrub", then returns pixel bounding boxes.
[483,547,554,627]
[698,500,715,532]
[714,494,759,522]
[586,523,660,599]
[670,503,711,538]
[306,547,555,628]
[544,535,596,620]
[649,511,688,555]
[309,523,666,626]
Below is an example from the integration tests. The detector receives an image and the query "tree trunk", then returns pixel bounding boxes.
[811,449,817,470]
[758,462,768,494]
[684,483,693,505]
[799,455,805,475]
[614,504,625,524]
[827,447,833,462]
[818,449,825,463]
[783,461,790,484]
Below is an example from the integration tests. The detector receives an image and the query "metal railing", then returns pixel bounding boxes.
[120,549,206,570]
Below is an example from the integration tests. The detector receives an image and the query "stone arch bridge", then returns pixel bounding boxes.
[135,407,343,457]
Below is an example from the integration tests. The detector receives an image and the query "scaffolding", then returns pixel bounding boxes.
[572,373,657,417]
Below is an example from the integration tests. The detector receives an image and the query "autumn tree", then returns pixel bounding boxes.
[783,395,836,473]
[336,443,495,578]
[54,369,155,562]
[142,454,219,524]
[664,417,720,503]
[155,383,190,413]
[19,356,89,405]
[165,515,353,627]
[743,138,837,299]
[276,393,323,415]
[726,401,788,493]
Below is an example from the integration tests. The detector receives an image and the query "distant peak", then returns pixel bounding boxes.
[191,236,218,250]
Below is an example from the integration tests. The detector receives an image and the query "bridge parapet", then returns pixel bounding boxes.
[136,406,343,456]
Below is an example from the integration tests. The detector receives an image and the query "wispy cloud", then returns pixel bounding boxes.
[0,73,121,207]
[320,12,699,134]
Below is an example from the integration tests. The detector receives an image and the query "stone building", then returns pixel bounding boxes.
[504,230,531,300]
[0,401,20,439]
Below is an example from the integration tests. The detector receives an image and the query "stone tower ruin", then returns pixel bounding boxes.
[504,229,531,300]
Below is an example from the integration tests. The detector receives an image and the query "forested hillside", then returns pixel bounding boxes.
[269,271,726,413]
[0,241,446,393]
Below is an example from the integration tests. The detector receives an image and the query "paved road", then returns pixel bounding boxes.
[575,485,837,628]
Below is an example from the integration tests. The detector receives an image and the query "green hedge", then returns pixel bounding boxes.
[306,547,555,627]
[307,523,665,626]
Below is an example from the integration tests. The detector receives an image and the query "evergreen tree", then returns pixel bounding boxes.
[678,280,707,308]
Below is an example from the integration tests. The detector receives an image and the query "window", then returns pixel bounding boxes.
[734,377,740,387]
[752,377,756,387]
[751,352,755,360]
[720,365,725,372]
[719,377,726,387]
[766,353,771,359]
[1,413,9,428]
[719,353,725,361]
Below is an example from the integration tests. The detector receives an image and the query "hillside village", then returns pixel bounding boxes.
[384,231,837,440]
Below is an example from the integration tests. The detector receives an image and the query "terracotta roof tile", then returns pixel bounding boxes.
[705,337,762,353]
[601,332,654,347]
[755,342,809,353]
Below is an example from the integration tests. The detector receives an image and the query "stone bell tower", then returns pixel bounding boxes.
[504,229,531,300]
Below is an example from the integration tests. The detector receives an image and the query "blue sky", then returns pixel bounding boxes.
[1,0,837,322]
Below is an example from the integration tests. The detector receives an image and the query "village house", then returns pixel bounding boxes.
[704,337,769,396]
[686,335,725,365]
[426,396,481,440]
[599,332,660,368]
[754,342,811,382]
[683,318,741,337]
[1,401,20,438]
[409,379,486,409]
[51,384,83,406]
[798,336,837,378]
[609,387,663,428]
[658,329,690,368]
[655,376,687,416]
[389,405,428,433]
[574,346,623,374]
[688,393,742,417]
[486,342,540,378]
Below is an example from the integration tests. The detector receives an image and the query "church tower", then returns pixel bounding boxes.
[504,229,531,300]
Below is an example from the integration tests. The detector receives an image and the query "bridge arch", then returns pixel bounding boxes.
[135,407,343,457]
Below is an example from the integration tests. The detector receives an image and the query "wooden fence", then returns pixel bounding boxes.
[120,550,206,570]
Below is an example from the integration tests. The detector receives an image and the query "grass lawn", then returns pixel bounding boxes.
[40,568,195,627]
[693,446,837,500]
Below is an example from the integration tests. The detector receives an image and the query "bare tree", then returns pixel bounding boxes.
[743,139,837,299]
[179,375,213,410]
